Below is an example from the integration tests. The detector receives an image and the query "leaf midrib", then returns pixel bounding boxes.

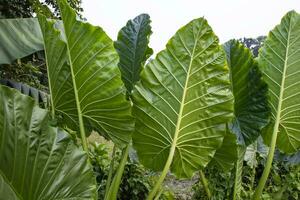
[60,11,87,151]
[273,15,292,134]
[170,25,202,162]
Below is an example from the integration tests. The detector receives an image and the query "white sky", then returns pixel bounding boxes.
[82,0,300,53]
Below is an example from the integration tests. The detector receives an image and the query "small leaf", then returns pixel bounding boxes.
[115,14,153,94]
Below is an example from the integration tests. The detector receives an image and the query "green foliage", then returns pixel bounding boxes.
[192,167,234,200]
[114,13,153,94]
[0,55,47,89]
[259,10,300,153]
[1,1,300,199]
[89,142,111,200]
[0,0,33,18]
[0,85,97,199]
[39,0,134,147]
[0,0,83,18]
[224,40,269,146]
[192,158,300,200]
[132,17,233,179]
[132,17,234,198]
[89,143,153,200]
[254,10,300,198]
[241,157,300,200]
[117,163,151,200]
[0,18,45,65]
[209,127,238,171]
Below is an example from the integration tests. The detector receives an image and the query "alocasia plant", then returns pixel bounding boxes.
[38,0,134,152]
[132,17,234,199]
[254,10,300,199]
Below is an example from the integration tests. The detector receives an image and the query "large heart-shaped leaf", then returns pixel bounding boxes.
[132,17,234,178]
[38,0,134,147]
[208,40,269,172]
[259,11,300,153]
[0,85,96,200]
[0,18,43,64]
[224,40,269,146]
[114,14,153,94]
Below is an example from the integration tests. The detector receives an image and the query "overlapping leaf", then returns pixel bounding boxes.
[115,14,153,94]
[0,18,44,64]
[209,126,238,171]
[132,18,233,178]
[38,0,134,146]
[258,11,300,153]
[224,40,269,146]
[0,86,96,200]
[209,40,269,172]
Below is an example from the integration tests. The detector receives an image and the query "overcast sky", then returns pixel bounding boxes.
[82,0,300,53]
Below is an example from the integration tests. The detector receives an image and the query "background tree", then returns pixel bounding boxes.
[0,0,83,18]
[0,0,83,91]
[239,36,266,57]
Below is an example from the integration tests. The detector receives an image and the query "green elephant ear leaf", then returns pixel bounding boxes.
[38,0,134,147]
[0,18,44,64]
[224,40,269,146]
[0,86,96,200]
[114,13,153,94]
[132,17,233,179]
[258,10,300,153]
[209,40,269,172]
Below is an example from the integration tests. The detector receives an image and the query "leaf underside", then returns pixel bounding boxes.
[132,18,233,178]
[39,0,134,146]
[259,10,300,153]
[0,18,43,64]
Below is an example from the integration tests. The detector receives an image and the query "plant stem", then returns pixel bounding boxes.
[233,146,246,200]
[254,17,291,200]
[105,145,129,200]
[104,145,116,197]
[60,8,88,152]
[154,189,163,200]
[199,170,211,199]
[250,142,257,192]
[146,143,176,200]
[250,165,256,192]
[253,126,278,199]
